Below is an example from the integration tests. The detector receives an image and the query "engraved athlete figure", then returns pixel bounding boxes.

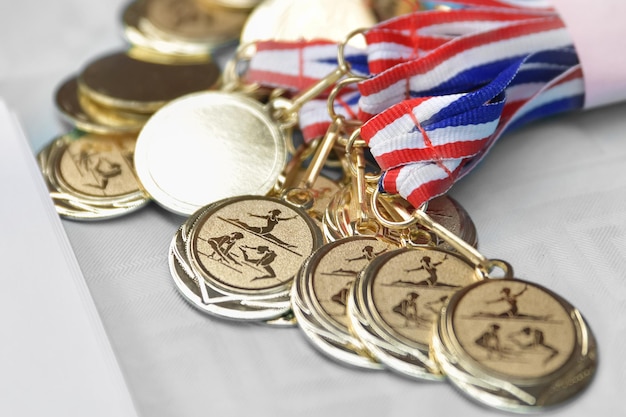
[206,231,244,265]
[393,292,421,327]
[487,286,528,317]
[87,157,122,190]
[331,281,353,309]
[509,326,559,364]
[424,295,449,315]
[405,255,448,286]
[346,245,387,262]
[229,209,297,248]
[240,245,278,280]
[475,324,503,359]
[74,145,123,191]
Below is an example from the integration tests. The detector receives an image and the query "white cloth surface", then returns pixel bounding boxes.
[1,1,625,416]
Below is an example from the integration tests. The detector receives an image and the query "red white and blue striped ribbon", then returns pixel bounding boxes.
[365,51,583,206]
[245,1,584,208]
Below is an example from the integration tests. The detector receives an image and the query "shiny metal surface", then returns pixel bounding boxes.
[134,91,288,215]
[78,50,220,112]
[123,0,249,56]
[37,132,150,220]
[240,0,376,47]
[433,278,598,412]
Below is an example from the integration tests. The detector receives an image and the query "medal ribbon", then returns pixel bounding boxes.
[245,1,583,207]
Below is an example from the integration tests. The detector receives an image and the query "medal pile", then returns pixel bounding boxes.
[37,0,598,413]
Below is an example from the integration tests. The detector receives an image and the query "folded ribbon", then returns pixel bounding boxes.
[246,0,584,208]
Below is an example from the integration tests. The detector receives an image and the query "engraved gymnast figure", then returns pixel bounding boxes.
[229,209,297,248]
[240,245,278,280]
[393,292,420,327]
[87,157,122,190]
[509,327,559,364]
[424,295,449,315]
[206,232,244,265]
[475,324,503,359]
[486,286,528,317]
[346,245,387,263]
[331,281,353,309]
[404,255,448,286]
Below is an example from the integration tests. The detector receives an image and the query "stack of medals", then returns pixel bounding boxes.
[38,0,262,219]
[37,0,597,413]
[167,36,597,409]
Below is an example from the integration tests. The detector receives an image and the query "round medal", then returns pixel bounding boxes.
[433,278,597,412]
[172,195,323,321]
[123,0,249,57]
[292,235,396,369]
[240,0,375,47]
[38,132,150,220]
[134,91,288,215]
[78,50,220,113]
[55,77,147,135]
[323,184,477,249]
[349,246,483,379]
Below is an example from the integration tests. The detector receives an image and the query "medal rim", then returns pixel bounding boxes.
[186,195,323,296]
[122,0,243,56]
[133,91,288,216]
[170,224,294,321]
[433,277,597,410]
[77,51,220,113]
[39,133,150,220]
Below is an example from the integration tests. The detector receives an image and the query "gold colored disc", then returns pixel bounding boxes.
[78,50,220,113]
[434,278,597,412]
[240,0,376,47]
[188,195,323,294]
[421,194,478,249]
[123,0,249,56]
[370,0,421,21]
[172,195,322,321]
[55,77,145,135]
[38,132,150,220]
[351,246,483,379]
[134,91,288,215]
[292,235,396,369]
[323,184,477,248]
[196,0,262,10]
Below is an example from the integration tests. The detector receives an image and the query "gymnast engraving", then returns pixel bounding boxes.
[509,326,559,364]
[205,232,244,265]
[486,286,528,317]
[240,245,278,280]
[228,209,297,248]
[404,255,448,286]
[392,292,421,327]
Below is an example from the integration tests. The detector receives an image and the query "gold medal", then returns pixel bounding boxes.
[135,61,350,215]
[171,195,323,321]
[134,91,288,215]
[37,132,149,220]
[123,0,249,57]
[370,0,421,21]
[349,246,484,379]
[324,183,477,249]
[196,0,262,10]
[433,278,597,411]
[78,50,220,113]
[55,77,147,135]
[240,0,375,47]
[292,235,396,369]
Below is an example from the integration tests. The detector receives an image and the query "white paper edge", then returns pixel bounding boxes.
[0,99,140,417]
